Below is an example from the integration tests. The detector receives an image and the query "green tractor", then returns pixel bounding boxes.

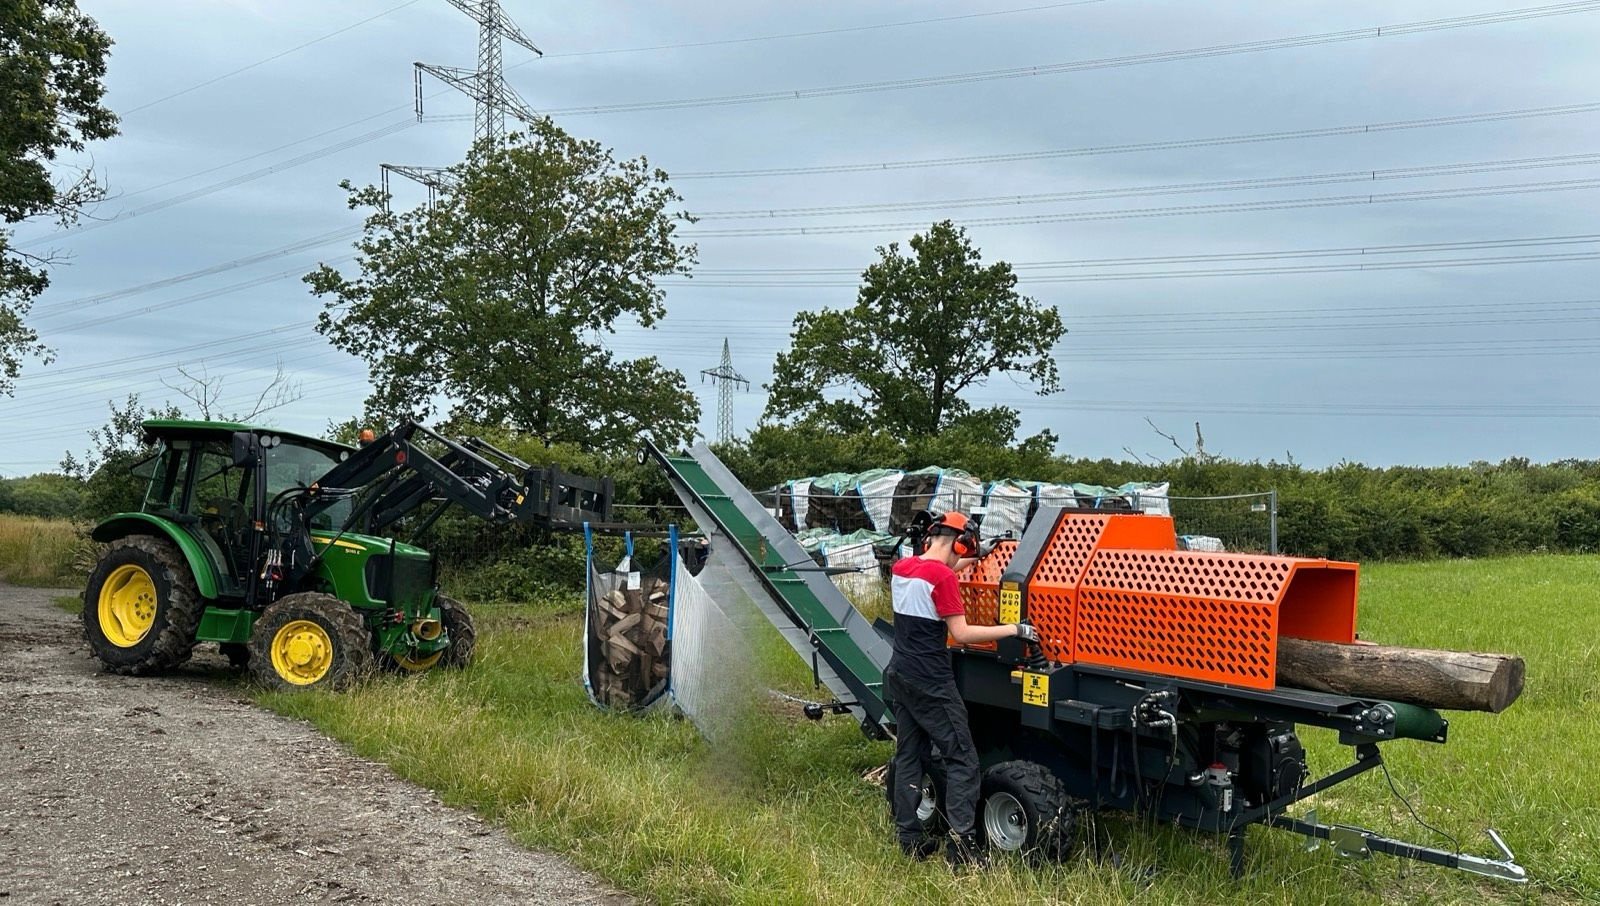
[83,419,612,689]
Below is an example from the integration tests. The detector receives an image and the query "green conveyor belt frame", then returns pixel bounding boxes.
[646,441,893,733]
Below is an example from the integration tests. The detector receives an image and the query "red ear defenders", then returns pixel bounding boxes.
[928,511,980,558]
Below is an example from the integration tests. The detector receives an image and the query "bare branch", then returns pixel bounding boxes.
[1145,417,1191,459]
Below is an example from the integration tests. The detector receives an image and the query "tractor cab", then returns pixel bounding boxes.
[128,420,357,601]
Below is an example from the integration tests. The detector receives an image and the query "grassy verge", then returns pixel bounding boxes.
[0,514,86,586]
[262,556,1595,904]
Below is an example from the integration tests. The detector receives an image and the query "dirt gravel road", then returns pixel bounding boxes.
[0,583,630,906]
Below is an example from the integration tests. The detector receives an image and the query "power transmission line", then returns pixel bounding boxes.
[679,249,1600,286]
[29,95,1599,249]
[30,227,359,316]
[687,175,1600,237]
[673,100,1600,180]
[690,150,1600,220]
[19,124,413,247]
[544,2,1600,117]
[538,1,1108,59]
[693,232,1600,275]
[120,0,426,115]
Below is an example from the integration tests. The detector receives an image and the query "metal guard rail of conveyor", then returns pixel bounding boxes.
[645,441,893,733]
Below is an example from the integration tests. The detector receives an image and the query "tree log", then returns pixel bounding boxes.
[1275,637,1524,713]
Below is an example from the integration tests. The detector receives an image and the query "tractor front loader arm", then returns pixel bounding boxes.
[304,421,611,535]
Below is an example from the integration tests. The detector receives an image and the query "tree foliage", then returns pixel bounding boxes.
[60,394,180,519]
[764,221,1064,440]
[306,119,701,452]
[0,0,118,394]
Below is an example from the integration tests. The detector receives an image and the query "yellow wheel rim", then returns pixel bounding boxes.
[269,619,335,685]
[97,564,158,647]
[393,649,443,672]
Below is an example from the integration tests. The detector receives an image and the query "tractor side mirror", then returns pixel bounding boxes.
[230,432,260,467]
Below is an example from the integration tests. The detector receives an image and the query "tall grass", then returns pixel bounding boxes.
[0,514,86,586]
[260,557,1598,905]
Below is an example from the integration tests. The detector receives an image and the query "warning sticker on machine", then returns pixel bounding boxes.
[999,584,1022,624]
[1021,672,1048,707]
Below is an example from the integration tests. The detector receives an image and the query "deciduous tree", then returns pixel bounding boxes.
[0,0,118,394]
[306,119,700,451]
[764,221,1064,441]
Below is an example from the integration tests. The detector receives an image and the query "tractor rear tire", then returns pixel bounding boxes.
[438,594,476,668]
[248,592,373,691]
[82,536,203,675]
[978,760,1076,862]
[885,758,950,838]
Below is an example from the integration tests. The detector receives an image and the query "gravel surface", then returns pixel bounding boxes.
[0,583,631,906]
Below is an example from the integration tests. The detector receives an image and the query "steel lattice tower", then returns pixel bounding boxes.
[416,0,541,145]
[381,0,540,204]
[700,339,749,445]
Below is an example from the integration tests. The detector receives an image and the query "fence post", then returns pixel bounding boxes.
[1269,489,1279,555]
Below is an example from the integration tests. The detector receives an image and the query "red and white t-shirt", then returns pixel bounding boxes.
[888,556,964,682]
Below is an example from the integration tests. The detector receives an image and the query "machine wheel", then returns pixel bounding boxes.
[884,758,950,837]
[82,536,203,675]
[248,593,373,691]
[384,596,475,673]
[978,760,1076,862]
[438,595,476,668]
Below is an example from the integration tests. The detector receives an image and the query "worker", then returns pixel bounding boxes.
[886,511,1037,866]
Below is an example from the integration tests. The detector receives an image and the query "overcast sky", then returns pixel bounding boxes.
[6,0,1600,479]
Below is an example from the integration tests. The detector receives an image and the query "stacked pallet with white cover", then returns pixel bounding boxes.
[806,472,874,533]
[980,480,1036,540]
[588,570,671,710]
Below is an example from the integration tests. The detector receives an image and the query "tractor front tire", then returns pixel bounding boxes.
[978,760,1076,862]
[438,594,476,668]
[884,758,950,838]
[82,536,203,675]
[248,593,373,691]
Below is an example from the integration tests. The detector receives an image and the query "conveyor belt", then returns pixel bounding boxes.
[647,441,892,731]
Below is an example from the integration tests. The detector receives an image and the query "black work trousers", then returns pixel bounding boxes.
[885,665,980,842]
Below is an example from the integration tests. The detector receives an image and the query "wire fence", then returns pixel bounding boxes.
[1151,492,1279,555]
[750,487,1279,555]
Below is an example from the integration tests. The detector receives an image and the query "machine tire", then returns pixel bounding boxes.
[884,758,950,837]
[82,536,203,675]
[978,760,1076,862]
[438,594,476,668]
[247,592,373,691]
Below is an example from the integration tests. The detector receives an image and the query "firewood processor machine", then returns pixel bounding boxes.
[645,440,1527,883]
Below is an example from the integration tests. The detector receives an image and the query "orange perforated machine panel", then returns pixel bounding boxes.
[1022,512,1179,663]
[958,540,1017,626]
[950,509,1357,690]
[1075,549,1357,689]
[953,540,1018,652]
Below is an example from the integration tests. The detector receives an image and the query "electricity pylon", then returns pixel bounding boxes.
[381,0,540,206]
[700,339,749,445]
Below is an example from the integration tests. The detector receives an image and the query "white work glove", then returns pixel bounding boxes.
[1014,622,1039,642]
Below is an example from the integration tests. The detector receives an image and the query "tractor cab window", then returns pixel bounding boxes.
[142,440,193,515]
[264,441,350,530]
[193,442,251,541]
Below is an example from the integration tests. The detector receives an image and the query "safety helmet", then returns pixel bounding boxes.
[927,511,980,558]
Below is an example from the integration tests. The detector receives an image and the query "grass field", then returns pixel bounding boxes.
[0,514,87,586]
[254,555,1598,905]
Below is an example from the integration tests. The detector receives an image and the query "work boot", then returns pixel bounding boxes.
[946,832,987,869]
[898,835,939,861]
